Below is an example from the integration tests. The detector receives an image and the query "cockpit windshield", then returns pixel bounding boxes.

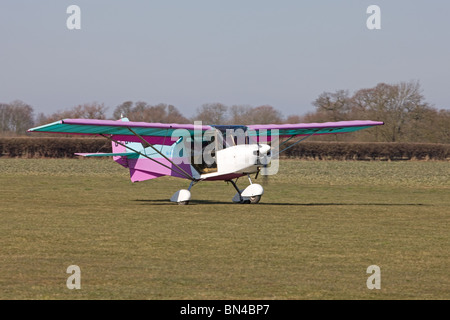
[190,125,251,174]
[211,125,249,148]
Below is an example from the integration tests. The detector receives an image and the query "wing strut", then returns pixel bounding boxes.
[100,134,196,181]
[272,130,319,158]
[126,127,196,182]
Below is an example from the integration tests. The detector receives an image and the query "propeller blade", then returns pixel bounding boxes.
[261,155,269,186]
[256,144,271,185]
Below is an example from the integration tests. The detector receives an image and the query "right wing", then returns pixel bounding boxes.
[28,118,213,145]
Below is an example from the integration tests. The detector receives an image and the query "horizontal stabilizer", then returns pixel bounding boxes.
[75,152,138,158]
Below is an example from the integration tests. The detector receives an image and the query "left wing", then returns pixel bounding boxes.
[248,120,384,138]
[245,120,384,144]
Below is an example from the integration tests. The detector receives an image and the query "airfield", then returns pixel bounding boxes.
[0,158,449,299]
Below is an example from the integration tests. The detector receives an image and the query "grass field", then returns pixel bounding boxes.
[0,158,449,299]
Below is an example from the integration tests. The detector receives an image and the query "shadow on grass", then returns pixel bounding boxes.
[133,199,428,206]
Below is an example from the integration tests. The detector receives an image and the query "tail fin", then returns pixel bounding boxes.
[111,117,134,167]
[112,117,130,153]
[110,117,194,182]
[110,117,165,181]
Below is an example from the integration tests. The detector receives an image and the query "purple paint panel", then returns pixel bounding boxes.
[127,157,193,181]
[130,169,164,182]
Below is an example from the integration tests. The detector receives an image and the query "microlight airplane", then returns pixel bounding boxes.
[28,118,383,204]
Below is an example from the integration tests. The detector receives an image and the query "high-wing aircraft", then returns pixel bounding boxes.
[28,118,383,204]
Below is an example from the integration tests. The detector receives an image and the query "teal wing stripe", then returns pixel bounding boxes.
[75,152,138,158]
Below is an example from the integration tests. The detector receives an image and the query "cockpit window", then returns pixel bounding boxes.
[211,125,249,148]
[190,125,252,174]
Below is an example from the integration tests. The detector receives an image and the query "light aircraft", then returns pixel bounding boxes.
[28,118,383,204]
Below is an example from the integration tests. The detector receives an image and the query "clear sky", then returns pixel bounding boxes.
[1,0,449,118]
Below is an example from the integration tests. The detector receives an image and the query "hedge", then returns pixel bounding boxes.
[281,141,450,161]
[0,137,111,158]
[1,137,449,160]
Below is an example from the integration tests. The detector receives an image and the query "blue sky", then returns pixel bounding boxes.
[1,1,449,118]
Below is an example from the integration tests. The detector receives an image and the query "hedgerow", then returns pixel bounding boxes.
[0,137,448,160]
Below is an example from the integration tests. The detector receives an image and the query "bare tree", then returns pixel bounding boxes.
[113,101,133,119]
[142,104,167,122]
[40,102,108,125]
[192,103,228,124]
[0,103,13,134]
[284,114,304,124]
[250,105,283,124]
[166,104,190,123]
[113,101,189,123]
[435,109,450,144]
[403,107,450,143]
[130,101,149,121]
[0,100,34,135]
[229,105,254,125]
[312,90,351,122]
[72,102,108,119]
[352,81,429,142]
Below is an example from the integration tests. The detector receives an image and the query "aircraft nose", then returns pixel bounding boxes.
[259,144,271,155]
[257,144,271,166]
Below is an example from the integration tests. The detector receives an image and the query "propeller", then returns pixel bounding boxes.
[256,144,271,185]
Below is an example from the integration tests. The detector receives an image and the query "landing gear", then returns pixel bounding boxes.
[170,176,263,205]
[170,181,196,205]
[229,175,264,204]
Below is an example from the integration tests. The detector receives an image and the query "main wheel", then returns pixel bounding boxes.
[178,201,189,205]
[249,195,261,204]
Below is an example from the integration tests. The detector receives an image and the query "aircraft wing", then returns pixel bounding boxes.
[28,119,213,145]
[28,119,383,144]
[247,120,384,139]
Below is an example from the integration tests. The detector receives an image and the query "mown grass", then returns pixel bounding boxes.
[0,158,449,299]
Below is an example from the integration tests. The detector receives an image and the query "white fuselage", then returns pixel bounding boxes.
[199,143,270,180]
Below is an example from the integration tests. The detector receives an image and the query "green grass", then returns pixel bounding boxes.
[0,158,449,299]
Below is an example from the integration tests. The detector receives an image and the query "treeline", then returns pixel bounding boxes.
[1,80,449,144]
[0,100,34,136]
[1,137,448,160]
[303,81,450,144]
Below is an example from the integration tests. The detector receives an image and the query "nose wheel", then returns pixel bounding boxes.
[229,177,263,204]
[249,195,261,204]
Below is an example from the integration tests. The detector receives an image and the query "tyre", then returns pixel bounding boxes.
[249,195,261,204]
